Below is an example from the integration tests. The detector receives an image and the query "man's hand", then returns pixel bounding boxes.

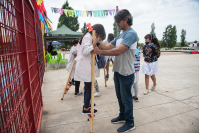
[92,46,101,54]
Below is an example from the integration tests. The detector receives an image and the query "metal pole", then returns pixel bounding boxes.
[116,6,119,36]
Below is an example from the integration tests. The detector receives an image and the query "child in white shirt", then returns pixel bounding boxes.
[67,39,82,96]
[74,23,106,115]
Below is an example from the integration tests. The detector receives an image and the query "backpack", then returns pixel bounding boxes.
[95,54,106,69]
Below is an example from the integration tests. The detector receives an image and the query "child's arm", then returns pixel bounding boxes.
[82,35,94,55]
[83,45,94,55]
[72,46,77,55]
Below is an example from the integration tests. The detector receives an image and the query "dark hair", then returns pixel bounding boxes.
[79,24,106,45]
[49,42,52,45]
[114,9,133,26]
[72,39,79,45]
[108,33,114,41]
[194,40,197,43]
[144,34,161,48]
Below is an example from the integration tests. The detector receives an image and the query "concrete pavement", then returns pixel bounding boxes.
[40,52,199,133]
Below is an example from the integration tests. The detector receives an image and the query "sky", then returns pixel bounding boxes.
[44,0,199,43]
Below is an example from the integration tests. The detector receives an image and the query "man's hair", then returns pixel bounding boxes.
[108,33,114,41]
[114,9,133,26]
[72,39,79,45]
[49,42,52,45]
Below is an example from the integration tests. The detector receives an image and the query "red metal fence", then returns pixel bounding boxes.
[0,0,44,132]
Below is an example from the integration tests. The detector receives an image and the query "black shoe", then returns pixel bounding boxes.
[117,123,135,132]
[111,116,125,124]
[82,108,97,115]
[74,92,82,97]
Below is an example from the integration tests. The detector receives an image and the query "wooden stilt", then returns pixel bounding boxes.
[61,58,76,100]
[89,30,96,133]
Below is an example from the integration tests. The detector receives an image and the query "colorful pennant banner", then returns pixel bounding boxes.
[51,7,119,17]
[35,0,53,33]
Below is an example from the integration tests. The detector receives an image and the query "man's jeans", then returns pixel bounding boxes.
[114,72,134,124]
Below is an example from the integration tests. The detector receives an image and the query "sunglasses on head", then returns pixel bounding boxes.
[116,19,121,24]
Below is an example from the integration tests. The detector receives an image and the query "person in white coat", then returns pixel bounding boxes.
[67,39,82,96]
[74,23,106,115]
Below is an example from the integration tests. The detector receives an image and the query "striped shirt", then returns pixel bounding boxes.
[134,49,140,73]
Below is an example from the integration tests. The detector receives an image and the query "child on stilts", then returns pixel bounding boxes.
[67,39,82,96]
[74,23,106,114]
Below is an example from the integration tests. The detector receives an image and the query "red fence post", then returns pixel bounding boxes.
[21,0,37,132]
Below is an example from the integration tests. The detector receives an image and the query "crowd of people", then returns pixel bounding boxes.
[65,9,161,133]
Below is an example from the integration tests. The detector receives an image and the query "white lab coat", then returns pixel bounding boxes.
[66,46,77,78]
[74,33,100,82]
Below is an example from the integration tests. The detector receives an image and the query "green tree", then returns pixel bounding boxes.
[150,22,155,35]
[57,1,79,31]
[81,22,87,33]
[180,29,187,47]
[168,25,177,48]
[162,24,177,48]
[113,22,120,37]
[162,24,172,48]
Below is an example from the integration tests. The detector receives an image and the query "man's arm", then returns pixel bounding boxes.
[92,37,115,50]
[98,42,116,50]
[93,44,129,56]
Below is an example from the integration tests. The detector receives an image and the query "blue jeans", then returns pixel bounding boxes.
[114,72,134,124]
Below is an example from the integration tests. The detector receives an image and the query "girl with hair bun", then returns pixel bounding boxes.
[142,34,161,95]
[74,23,106,115]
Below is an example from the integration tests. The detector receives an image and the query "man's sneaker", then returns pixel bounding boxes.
[133,96,139,102]
[69,82,75,86]
[105,74,109,79]
[82,108,97,115]
[74,92,82,97]
[151,84,157,91]
[117,123,135,133]
[143,89,149,95]
[94,92,101,97]
[111,116,125,124]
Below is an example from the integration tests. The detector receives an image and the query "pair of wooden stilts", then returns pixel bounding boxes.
[61,31,109,133]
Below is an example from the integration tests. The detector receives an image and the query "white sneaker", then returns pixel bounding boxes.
[151,85,156,91]
[94,92,101,97]
[143,89,149,95]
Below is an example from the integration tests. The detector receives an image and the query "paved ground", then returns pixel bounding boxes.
[40,52,199,133]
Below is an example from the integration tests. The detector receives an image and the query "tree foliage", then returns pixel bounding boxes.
[113,22,120,37]
[180,29,187,47]
[162,24,177,48]
[169,26,177,48]
[81,22,87,33]
[150,23,156,35]
[57,1,79,31]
